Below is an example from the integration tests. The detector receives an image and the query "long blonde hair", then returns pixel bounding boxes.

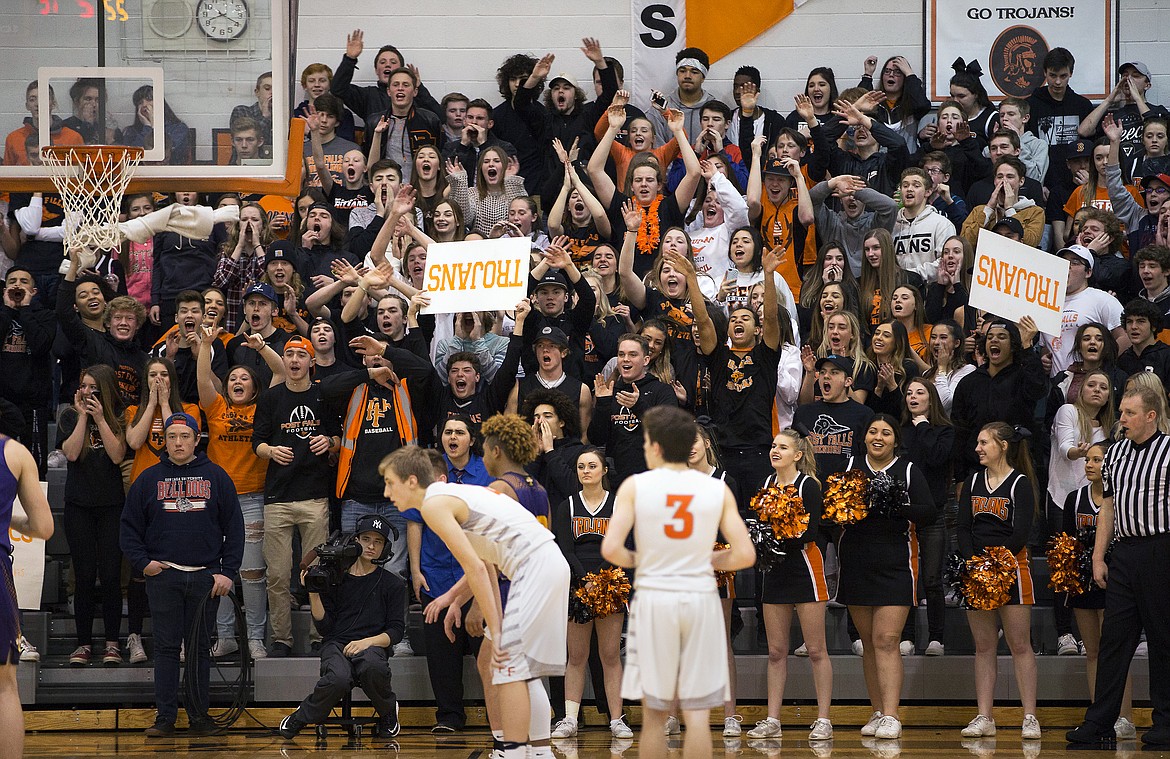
[774,428,818,482]
[1073,369,1117,444]
[817,310,875,382]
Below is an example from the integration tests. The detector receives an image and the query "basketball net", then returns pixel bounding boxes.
[41,145,144,252]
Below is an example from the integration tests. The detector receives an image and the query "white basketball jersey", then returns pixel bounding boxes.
[630,468,728,592]
[425,482,554,579]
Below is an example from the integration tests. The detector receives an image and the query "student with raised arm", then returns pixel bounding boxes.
[382,445,571,759]
[547,138,612,266]
[589,103,701,278]
[747,137,816,298]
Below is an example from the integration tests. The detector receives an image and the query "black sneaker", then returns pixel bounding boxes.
[278,714,306,740]
[1143,728,1170,746]
[377,703,401,738]
[1066,722,1116,744]
[144,720,175,737]
[268,642,292,658]
[431,723,458,733]
[187,719,224,737]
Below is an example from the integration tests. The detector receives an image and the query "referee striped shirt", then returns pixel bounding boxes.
[1103,431,1170,538]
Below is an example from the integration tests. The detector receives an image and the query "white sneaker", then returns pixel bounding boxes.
[664,715,680,735]
[794,643,809,656]
[47,450,67,469]
[126,633,147,664]
[17,636,39,662]
[211,638,238,658]
[723,715,742,737]
[551,716,578,738]
[961,714,996,737]
[925,640,945,656]
[1136,641,1149,657]
[1021,714,1041,740]
[875,715,902,739]
[610,717,633,739]
[860,711,884,736]
[248,639,268,660]
[1057,633,1080,656]
[899,640,914,656]
[1114,716,1137,739]
[852,639,865,656]
[393,637,414,657]
[747,717,782,738]
[808,718,833,740]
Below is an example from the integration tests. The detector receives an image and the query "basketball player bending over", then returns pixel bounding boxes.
[602,407,755,759]
[381,445,570,759]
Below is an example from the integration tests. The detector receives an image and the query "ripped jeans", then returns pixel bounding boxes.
[217,492,267,641]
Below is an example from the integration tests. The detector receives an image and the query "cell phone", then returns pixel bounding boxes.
[650,90,667,110]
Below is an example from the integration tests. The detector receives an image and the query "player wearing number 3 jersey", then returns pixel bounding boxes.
[602,407,755,759]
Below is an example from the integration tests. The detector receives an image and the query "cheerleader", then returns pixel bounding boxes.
[957,422,1041,740]
[549,448,632,740]
[838,414,936,740]
[747,429,834,741]
[685,426,742,738]
[1063,442,1136,740]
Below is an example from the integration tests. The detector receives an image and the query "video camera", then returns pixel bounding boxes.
[302,517,400,594]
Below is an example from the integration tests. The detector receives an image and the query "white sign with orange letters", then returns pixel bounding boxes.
[421,238,531,315]
[10,482,47,610]
[969,229,1069,337]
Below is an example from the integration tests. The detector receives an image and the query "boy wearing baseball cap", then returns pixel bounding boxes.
[121,412,243,737]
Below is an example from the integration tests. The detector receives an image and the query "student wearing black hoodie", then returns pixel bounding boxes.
[120,412,243,738]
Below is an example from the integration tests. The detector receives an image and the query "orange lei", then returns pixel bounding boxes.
[635,195,663,256]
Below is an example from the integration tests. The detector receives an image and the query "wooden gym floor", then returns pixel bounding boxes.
[19,706,1170,757]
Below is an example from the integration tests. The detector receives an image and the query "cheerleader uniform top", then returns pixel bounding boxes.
[1061,484,1102,535]
[844,455,936,539]
[761,471,823,544]
[957,468,1034,558]
[552,489,617,580]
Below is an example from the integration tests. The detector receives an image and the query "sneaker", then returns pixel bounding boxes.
[899,640,914,656]
[47,450,67,469]
[127,633,147,664]
[211,638,238,658]
[377,702,401,738]
[1135,641,1148,657]
[747,717,782,738]
[17,636,40,662]
[431,723,457,733]
[611,717,634,739]
[144,719,175,737]
[1114,717,1137,740]
[925,640,945,656]
[392,637,414,657]
[268,641,292,658]
[1065,722,1117,744]
[1057,633,1080,656]
[808,718,833,740]
[102,642,123,666]
[723,715,742,737]
[187,719,224,737]
[278,713,305,739]
[664,715,681,735]
[248,639,267,660]
[961,714,996,737]
[69,645,92,666]
[551,716,578,738]
[794,643,809,656]
[852,639,865,656]
[1021,714,1041,740]
[860,711,884,736]
[875,715,902,740]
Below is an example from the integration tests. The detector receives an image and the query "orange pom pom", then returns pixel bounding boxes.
[575,567,631,619]
[1046,532,1086,596]
[714,542,736,589]
[750,485,811,540]
[962,546,1019,611]
[823,470,870,526]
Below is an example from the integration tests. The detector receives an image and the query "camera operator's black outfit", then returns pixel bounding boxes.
[288,567,408,729]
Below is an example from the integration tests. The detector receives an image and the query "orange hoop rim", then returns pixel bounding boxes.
[40,145,145,163]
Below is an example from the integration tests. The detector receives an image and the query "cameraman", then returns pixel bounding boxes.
[278,514,407,740]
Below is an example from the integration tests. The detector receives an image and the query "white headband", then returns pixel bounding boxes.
[676,58,709,77]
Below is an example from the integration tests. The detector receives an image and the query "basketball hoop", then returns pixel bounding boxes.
[41,145,145,252]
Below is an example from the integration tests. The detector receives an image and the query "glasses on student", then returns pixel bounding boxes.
[1146,185,1170,196]
[881,68,904,76]
[926,167,944,175]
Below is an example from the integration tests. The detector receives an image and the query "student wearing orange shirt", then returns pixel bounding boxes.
[747,133,815,299]
[197,325,284,661]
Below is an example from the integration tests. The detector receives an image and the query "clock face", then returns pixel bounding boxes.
[196,0,249,40]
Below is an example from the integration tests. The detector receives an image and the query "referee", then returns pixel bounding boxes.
[1067,385,1170,746]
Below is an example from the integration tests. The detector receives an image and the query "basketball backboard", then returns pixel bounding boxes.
[0,0,301,193]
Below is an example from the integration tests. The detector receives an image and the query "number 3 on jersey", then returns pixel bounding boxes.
[664,494,694,539]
